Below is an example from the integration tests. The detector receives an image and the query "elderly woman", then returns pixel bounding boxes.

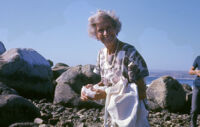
[81,10,149,127]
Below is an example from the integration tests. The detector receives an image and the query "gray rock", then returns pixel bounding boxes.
[54,83,103,109]
[52,62,69,80]
[34,118,43,124]
[0,48,52,80]
[0,78,54,98]
[54,64,101,107]
[0,82,18,95]
[53,83,78,105]
[0,94,40,126]
[77,122,84,127]
[39,124,49,127]
[182,84,193,113]
[9,122,38,127]
[56,64,100,94]
[146,76,186,112]
[0,41,6,54]
[182,83,192,93]
[81,64,101,84]
[0,48,54,98]
[56,65,83,94]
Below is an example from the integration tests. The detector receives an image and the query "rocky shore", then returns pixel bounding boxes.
[0,41,196,127]
[10,98,193,127]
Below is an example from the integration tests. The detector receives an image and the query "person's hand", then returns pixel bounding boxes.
[195,70,200,77]
[93,89,106,100]
[85,84,93,89]
[80,84,93,101]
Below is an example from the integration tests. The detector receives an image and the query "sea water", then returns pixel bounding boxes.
[146,77,194,87]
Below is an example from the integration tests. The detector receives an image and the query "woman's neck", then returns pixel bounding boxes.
[106,39,118,55]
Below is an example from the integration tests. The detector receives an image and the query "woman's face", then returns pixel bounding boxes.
[95,18,117,46]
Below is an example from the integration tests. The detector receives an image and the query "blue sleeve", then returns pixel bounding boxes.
[193,56,199,69]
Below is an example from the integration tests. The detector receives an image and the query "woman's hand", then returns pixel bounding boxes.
[81,83,107,101]
[85,84,93,88]
[81,84,93,101]
[93,89,107,100]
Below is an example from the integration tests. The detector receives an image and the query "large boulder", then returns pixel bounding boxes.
[0,82,18,95]
[54,64,101,107]
[0,78,54,98]
[146,76,186,112]
[53,82,78,105]
[56,64,100,94]
[0,94,40,126]
[0,48,52,80]
[0,48,54,98]
[0,41,6,54]
[52,63,69,80]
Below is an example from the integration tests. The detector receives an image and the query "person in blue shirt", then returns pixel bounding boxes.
[189,56,200,127]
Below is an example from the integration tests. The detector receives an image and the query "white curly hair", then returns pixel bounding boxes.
[88,10,121,39]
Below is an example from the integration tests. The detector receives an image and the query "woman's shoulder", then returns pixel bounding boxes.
[120,41,137,53]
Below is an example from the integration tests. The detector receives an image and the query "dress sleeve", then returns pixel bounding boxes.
[93,50,101,75]
[193,56,199,69]
[127,49,149,83]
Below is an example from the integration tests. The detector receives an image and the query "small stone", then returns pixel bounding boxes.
[39,99,47,103]
[34,118,43,124]
[164,115,171,121]
[39,124,48,127]
[77,122,84,127]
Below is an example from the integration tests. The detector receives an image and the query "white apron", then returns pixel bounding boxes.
[103,76,149,127]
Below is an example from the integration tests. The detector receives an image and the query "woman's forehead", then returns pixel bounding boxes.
[96,21,113,28]
[96,15,113,23]
[96,18,113,26]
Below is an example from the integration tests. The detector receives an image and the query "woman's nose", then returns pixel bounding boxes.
[103,30,108,36]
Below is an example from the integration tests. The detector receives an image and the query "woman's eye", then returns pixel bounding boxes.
[98,29,104,33]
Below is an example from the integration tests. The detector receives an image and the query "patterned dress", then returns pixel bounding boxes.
[94,41,150,127]
[94,41,149,86]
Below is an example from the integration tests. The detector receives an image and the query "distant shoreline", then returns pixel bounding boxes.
[149,70,195,80]
[148,76,195,80]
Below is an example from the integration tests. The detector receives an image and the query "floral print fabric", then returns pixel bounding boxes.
[94,41,149,86]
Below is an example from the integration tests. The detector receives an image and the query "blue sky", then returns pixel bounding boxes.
[0,0,199,71]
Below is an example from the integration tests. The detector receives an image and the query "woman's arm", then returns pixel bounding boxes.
[135,78,147,100]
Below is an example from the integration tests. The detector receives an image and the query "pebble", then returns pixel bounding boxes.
[34,118,43,124]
